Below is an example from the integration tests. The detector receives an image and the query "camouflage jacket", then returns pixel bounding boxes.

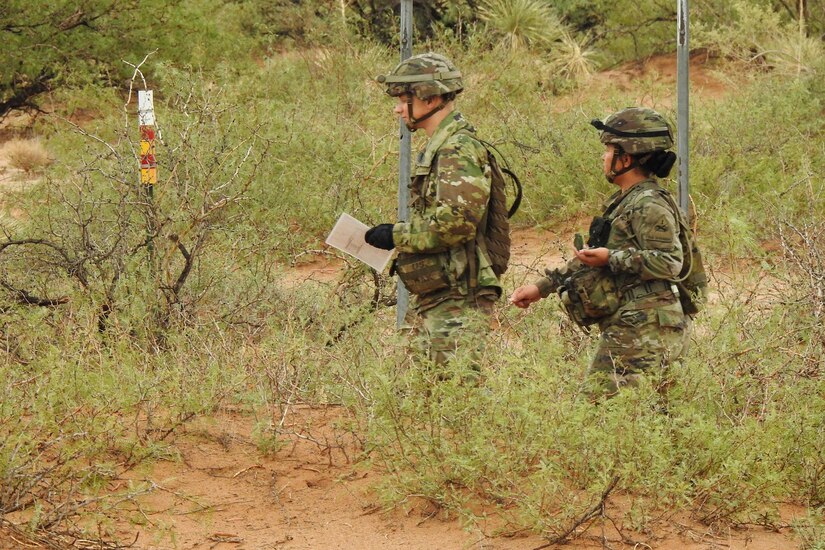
[537,179,684,311]
[392,112,501,310]
[602,179,684,293]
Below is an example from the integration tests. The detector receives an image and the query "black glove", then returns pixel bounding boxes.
[365,223,395,250]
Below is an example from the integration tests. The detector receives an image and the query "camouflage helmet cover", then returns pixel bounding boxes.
[591,107,674,155]
[376,52,464,100]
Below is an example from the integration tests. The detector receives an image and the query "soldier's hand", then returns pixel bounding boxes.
[510,284,542,309]
[365,224,395,250]
[575,247,609,267]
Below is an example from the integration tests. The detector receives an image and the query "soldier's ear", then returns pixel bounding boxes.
[621,152,633,167]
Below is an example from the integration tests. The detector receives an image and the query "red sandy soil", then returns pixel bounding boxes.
[552,49,732,114]
[115,408,804,550]
[2,406,800,550]
[0,217,798,550]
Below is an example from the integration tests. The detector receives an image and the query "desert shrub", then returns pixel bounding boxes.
[3,8,825,546]
[0,303,262,542]
[695,0,824,76]
[316,262,825,541]
[2,68,288,336]
[795,508,825,550]
[689,74,825,256]
[2,139,51,173]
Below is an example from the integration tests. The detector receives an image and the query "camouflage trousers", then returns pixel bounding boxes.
[587,301,691,398]
[409,294,496,366]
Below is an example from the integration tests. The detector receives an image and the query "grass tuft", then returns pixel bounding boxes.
[548,31,600,82]
[2,138,52,174]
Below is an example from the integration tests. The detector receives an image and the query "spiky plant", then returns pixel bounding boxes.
[760,32,823,76]
[479,0,563,51]
[548,31,599,81]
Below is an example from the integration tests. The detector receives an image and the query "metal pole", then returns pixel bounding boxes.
[396,0,413,328]
[676,0,690,215]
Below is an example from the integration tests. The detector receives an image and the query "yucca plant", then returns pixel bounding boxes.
[547,31,599,81]
[479,0,563,51]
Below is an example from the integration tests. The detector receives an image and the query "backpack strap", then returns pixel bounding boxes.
[476,138,522,218]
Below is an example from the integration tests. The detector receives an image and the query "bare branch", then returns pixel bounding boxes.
[533,475,621,549]
[0,280,69,307]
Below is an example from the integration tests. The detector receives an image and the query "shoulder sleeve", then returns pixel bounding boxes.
[607,193,684,280]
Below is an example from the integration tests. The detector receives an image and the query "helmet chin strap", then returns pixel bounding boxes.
[606,147,636,183]
[404,95,448,131]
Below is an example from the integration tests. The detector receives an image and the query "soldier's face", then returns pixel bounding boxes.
[602,145,616,177]
[393,93,430,129]
[602,145,628,183]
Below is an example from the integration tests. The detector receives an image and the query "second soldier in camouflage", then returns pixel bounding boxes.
[511,108,701,398]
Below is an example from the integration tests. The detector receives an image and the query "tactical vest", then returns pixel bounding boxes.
[558,180,707,327]
[394,123,521,303]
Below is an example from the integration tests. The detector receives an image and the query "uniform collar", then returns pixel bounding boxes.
[602,178,658,212]
[415,111,474,171]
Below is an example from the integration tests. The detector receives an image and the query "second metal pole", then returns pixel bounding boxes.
[676,0,690,215]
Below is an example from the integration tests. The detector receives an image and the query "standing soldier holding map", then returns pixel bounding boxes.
[364,53,505,366]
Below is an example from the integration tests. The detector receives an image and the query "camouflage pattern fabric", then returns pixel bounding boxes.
[393,111,502,313]
[587,301,690,398]
[409,295,496,366]
[595,108,674,155]
[589,179,688,397]
[377,52,464,100]
[533,179,688,397]
[603,179,684,285]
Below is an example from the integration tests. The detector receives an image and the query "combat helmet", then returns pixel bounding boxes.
[377,52,464,100]
[590,108,673,155]
[376,53,463,130]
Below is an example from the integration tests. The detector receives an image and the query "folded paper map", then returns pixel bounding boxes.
[325,213,394,272]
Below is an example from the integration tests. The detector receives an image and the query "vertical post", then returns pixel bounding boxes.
[138,90,158,260]
[676,0,690,215]
[397,0,413,328]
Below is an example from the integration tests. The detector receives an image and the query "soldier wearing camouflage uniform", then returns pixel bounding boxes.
[511,108,690,397]
[365,53,501,365]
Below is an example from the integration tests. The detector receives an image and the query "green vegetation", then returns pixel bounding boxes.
[1,0,824,547]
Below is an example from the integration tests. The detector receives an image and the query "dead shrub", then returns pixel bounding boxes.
[2,138,52,173]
